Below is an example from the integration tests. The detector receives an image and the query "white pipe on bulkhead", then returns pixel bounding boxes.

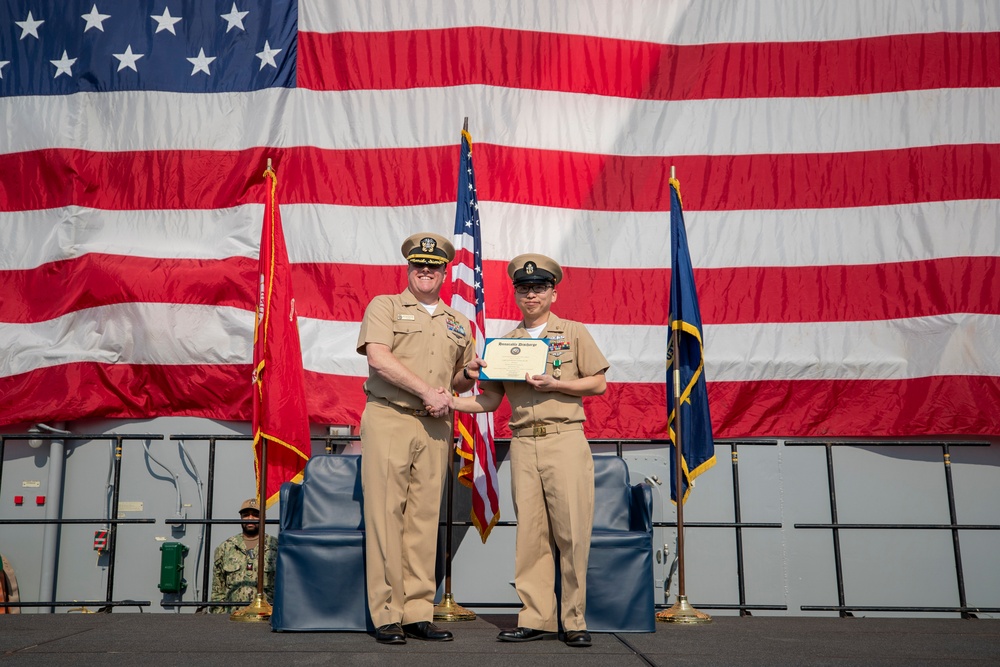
[34,422,69,613]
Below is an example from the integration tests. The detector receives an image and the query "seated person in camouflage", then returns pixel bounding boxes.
[210,498,277,613]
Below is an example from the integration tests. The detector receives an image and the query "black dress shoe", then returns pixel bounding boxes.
[402,621,454,641]
[564,630,592,647]
[374,623,406,644]
[496,627,556,642]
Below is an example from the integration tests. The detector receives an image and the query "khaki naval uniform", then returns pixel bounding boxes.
[357,288,474,627]
[490,313,609,632]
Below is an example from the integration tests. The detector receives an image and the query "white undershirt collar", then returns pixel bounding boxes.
[525,323,546,339]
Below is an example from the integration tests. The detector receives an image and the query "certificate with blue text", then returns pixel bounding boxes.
[479,338,550,382]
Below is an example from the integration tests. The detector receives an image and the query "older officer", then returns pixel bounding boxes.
[451,254,608,648]
[357,232,478,644]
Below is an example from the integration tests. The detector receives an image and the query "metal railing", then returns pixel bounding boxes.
[789,441,1000,618]
[0,433,160,611]
[160,434,358,609]
[433,438,786,616]
[3,433,997,616]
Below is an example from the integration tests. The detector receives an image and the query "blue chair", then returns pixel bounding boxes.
[585,455,655,632]
[271,455,373,631]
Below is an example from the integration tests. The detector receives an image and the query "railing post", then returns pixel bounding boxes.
[941,444,973,619]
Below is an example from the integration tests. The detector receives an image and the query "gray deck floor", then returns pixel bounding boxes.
[1,613,998,666]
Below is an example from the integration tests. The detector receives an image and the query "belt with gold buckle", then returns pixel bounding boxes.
[514,422,584,438]
[369,394,428,417]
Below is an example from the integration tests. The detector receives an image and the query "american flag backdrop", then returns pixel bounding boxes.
[2,1,999,439]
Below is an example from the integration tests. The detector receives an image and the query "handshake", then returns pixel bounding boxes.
[418,356,560,418]
[421,358,487,418]
[424,387,455,418]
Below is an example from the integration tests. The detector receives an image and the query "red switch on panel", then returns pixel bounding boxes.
[36,495,46,506]
[14,495,23,505]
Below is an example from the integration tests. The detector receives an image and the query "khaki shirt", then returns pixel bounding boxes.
[491,313,609,430]
[357,289,474,411]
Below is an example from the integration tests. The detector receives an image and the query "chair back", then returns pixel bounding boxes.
[592,455,633,531]
[299,455,364,530]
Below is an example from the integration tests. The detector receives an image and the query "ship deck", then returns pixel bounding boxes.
[2,612,998,666]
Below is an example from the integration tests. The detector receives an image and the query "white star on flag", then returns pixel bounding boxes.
[0,61,9,79]
[151,7,182,35]
[187,48,216,76]
[256,41,282,70]
[113,45,144,72]
[221,3,249,32]
[51,51,77,78]
[81,5,110,32]
[16,11,45,40]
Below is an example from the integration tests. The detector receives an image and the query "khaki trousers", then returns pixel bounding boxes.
[360,399,452,627]
[510,429,594,632]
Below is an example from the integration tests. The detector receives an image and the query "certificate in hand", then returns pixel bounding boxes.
[479,338,550,382]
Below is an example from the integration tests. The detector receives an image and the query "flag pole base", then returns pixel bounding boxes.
[433,593,477,622]
[229,594,272,623]
[656,595,712,624]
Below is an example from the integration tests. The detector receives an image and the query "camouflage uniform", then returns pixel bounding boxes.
[209,534,277,613]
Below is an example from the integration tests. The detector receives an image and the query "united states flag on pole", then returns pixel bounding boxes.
[451,126,500,542]
[2,2,999,441]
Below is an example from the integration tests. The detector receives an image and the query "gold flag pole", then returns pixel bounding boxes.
[435,117,476,622]
[657,166,711,624]
[230,437,273,622]
[232,158,276,623]
[433,439,476,621]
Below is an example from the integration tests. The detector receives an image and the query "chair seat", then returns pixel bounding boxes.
[590,530,653,550]
[279,530,364,548]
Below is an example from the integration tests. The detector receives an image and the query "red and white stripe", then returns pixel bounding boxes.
[2,1,999,438]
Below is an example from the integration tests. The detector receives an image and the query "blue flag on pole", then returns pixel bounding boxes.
[667,177,717,503]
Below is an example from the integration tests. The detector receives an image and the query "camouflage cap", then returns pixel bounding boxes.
[239,498,260,515]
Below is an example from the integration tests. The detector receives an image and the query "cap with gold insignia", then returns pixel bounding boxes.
[239,498,260,515]
[401,232,454,266]
[508,253,563,286]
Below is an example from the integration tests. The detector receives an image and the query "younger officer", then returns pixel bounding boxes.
[210,498,277,614]
[451,254,608,647]
[356,232,479,644]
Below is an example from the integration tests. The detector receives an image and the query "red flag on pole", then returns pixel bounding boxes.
[252,163,312,507]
